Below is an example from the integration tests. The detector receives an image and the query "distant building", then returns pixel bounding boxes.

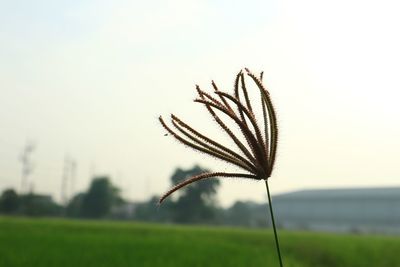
[272,187,400,234]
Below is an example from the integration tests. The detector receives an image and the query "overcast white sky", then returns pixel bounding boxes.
[1,0,400,206]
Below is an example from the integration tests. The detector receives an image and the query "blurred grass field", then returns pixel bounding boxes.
[0,217,399,267]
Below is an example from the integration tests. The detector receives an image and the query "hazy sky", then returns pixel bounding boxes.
[1,0,400,206]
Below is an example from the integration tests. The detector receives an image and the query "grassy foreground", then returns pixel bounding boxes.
[0,217,399,267]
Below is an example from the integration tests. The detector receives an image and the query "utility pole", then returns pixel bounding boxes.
[19,141,35,194]
[61,156,77,205]
[61,156,70,205]
[69,159,77,200]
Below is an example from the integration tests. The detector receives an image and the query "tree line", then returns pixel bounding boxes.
[0,165,269,227]
[0,176,123,218]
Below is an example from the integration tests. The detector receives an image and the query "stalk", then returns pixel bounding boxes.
[265,179,283,267]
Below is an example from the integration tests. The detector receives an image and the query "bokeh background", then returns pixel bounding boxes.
[2,0,400,206]
[1,1,400,266]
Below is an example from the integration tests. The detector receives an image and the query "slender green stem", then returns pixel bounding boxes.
[265,179,283,267]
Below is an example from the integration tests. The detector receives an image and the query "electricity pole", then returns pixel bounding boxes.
[19,141,35,194]
[69,159,77,200]
[61,156,70,205]
[61,156,77,205]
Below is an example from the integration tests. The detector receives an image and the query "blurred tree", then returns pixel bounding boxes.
[19,193,62,216]
[66,192,86,217]
[134,196,174,222]
[80,176,122,218]
[224,201,269,228]
[0,189,20,214]
[170,165,220,224]
[227,201,252,226]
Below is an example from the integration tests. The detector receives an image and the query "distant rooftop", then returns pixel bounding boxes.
[274,187,400,200]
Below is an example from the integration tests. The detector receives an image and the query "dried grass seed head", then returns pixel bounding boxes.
[158,68,278,204]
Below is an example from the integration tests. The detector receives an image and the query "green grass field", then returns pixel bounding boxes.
[0,217,399,267]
